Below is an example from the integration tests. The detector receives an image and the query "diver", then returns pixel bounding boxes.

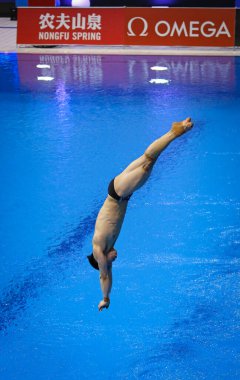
[88,117,194,311]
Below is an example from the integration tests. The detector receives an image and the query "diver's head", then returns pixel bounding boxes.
[87,253,99,270]
[87,248,117,270]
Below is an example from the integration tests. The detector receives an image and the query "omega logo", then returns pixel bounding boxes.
[127,17,231,39]
[127,17,148,37]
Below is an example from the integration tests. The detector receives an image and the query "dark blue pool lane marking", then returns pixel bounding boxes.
[47,206,100,258]
[0,204,101,333]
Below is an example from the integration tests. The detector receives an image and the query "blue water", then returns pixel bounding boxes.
[0,53,240,380]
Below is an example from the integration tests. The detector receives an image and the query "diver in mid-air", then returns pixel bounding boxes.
[88,118,194,311]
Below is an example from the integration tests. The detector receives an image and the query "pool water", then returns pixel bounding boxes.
[0,53,240,380]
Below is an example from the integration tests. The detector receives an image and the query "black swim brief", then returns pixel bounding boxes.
[108,178,132,202]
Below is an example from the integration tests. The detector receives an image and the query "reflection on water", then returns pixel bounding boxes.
[17,54,236,91]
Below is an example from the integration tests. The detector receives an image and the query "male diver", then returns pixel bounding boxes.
[88,118,193,311]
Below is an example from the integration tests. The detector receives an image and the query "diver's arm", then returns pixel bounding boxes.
[98,264,112,312]
[93,245,112,311]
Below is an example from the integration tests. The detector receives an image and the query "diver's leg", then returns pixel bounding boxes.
[114,117,193,197]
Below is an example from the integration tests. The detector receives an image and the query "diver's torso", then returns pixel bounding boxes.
[93,196,128,253]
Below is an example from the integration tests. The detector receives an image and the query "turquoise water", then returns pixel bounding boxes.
[0,53,240,379]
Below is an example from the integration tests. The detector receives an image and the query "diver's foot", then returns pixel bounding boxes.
[171,117,193,137]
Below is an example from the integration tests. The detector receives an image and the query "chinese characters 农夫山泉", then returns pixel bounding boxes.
[39,13,102,31]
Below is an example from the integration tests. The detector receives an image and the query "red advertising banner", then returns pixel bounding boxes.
[125,8,236,47]
[17,7,236,47]
[17,7,125,45]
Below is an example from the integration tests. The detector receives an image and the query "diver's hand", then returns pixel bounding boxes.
[98,298,110,312]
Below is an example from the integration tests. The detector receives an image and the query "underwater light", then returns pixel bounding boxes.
[36,64,51,69]
[149,79,170,84]
[37,76,54,81]
[150,66,168,71]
